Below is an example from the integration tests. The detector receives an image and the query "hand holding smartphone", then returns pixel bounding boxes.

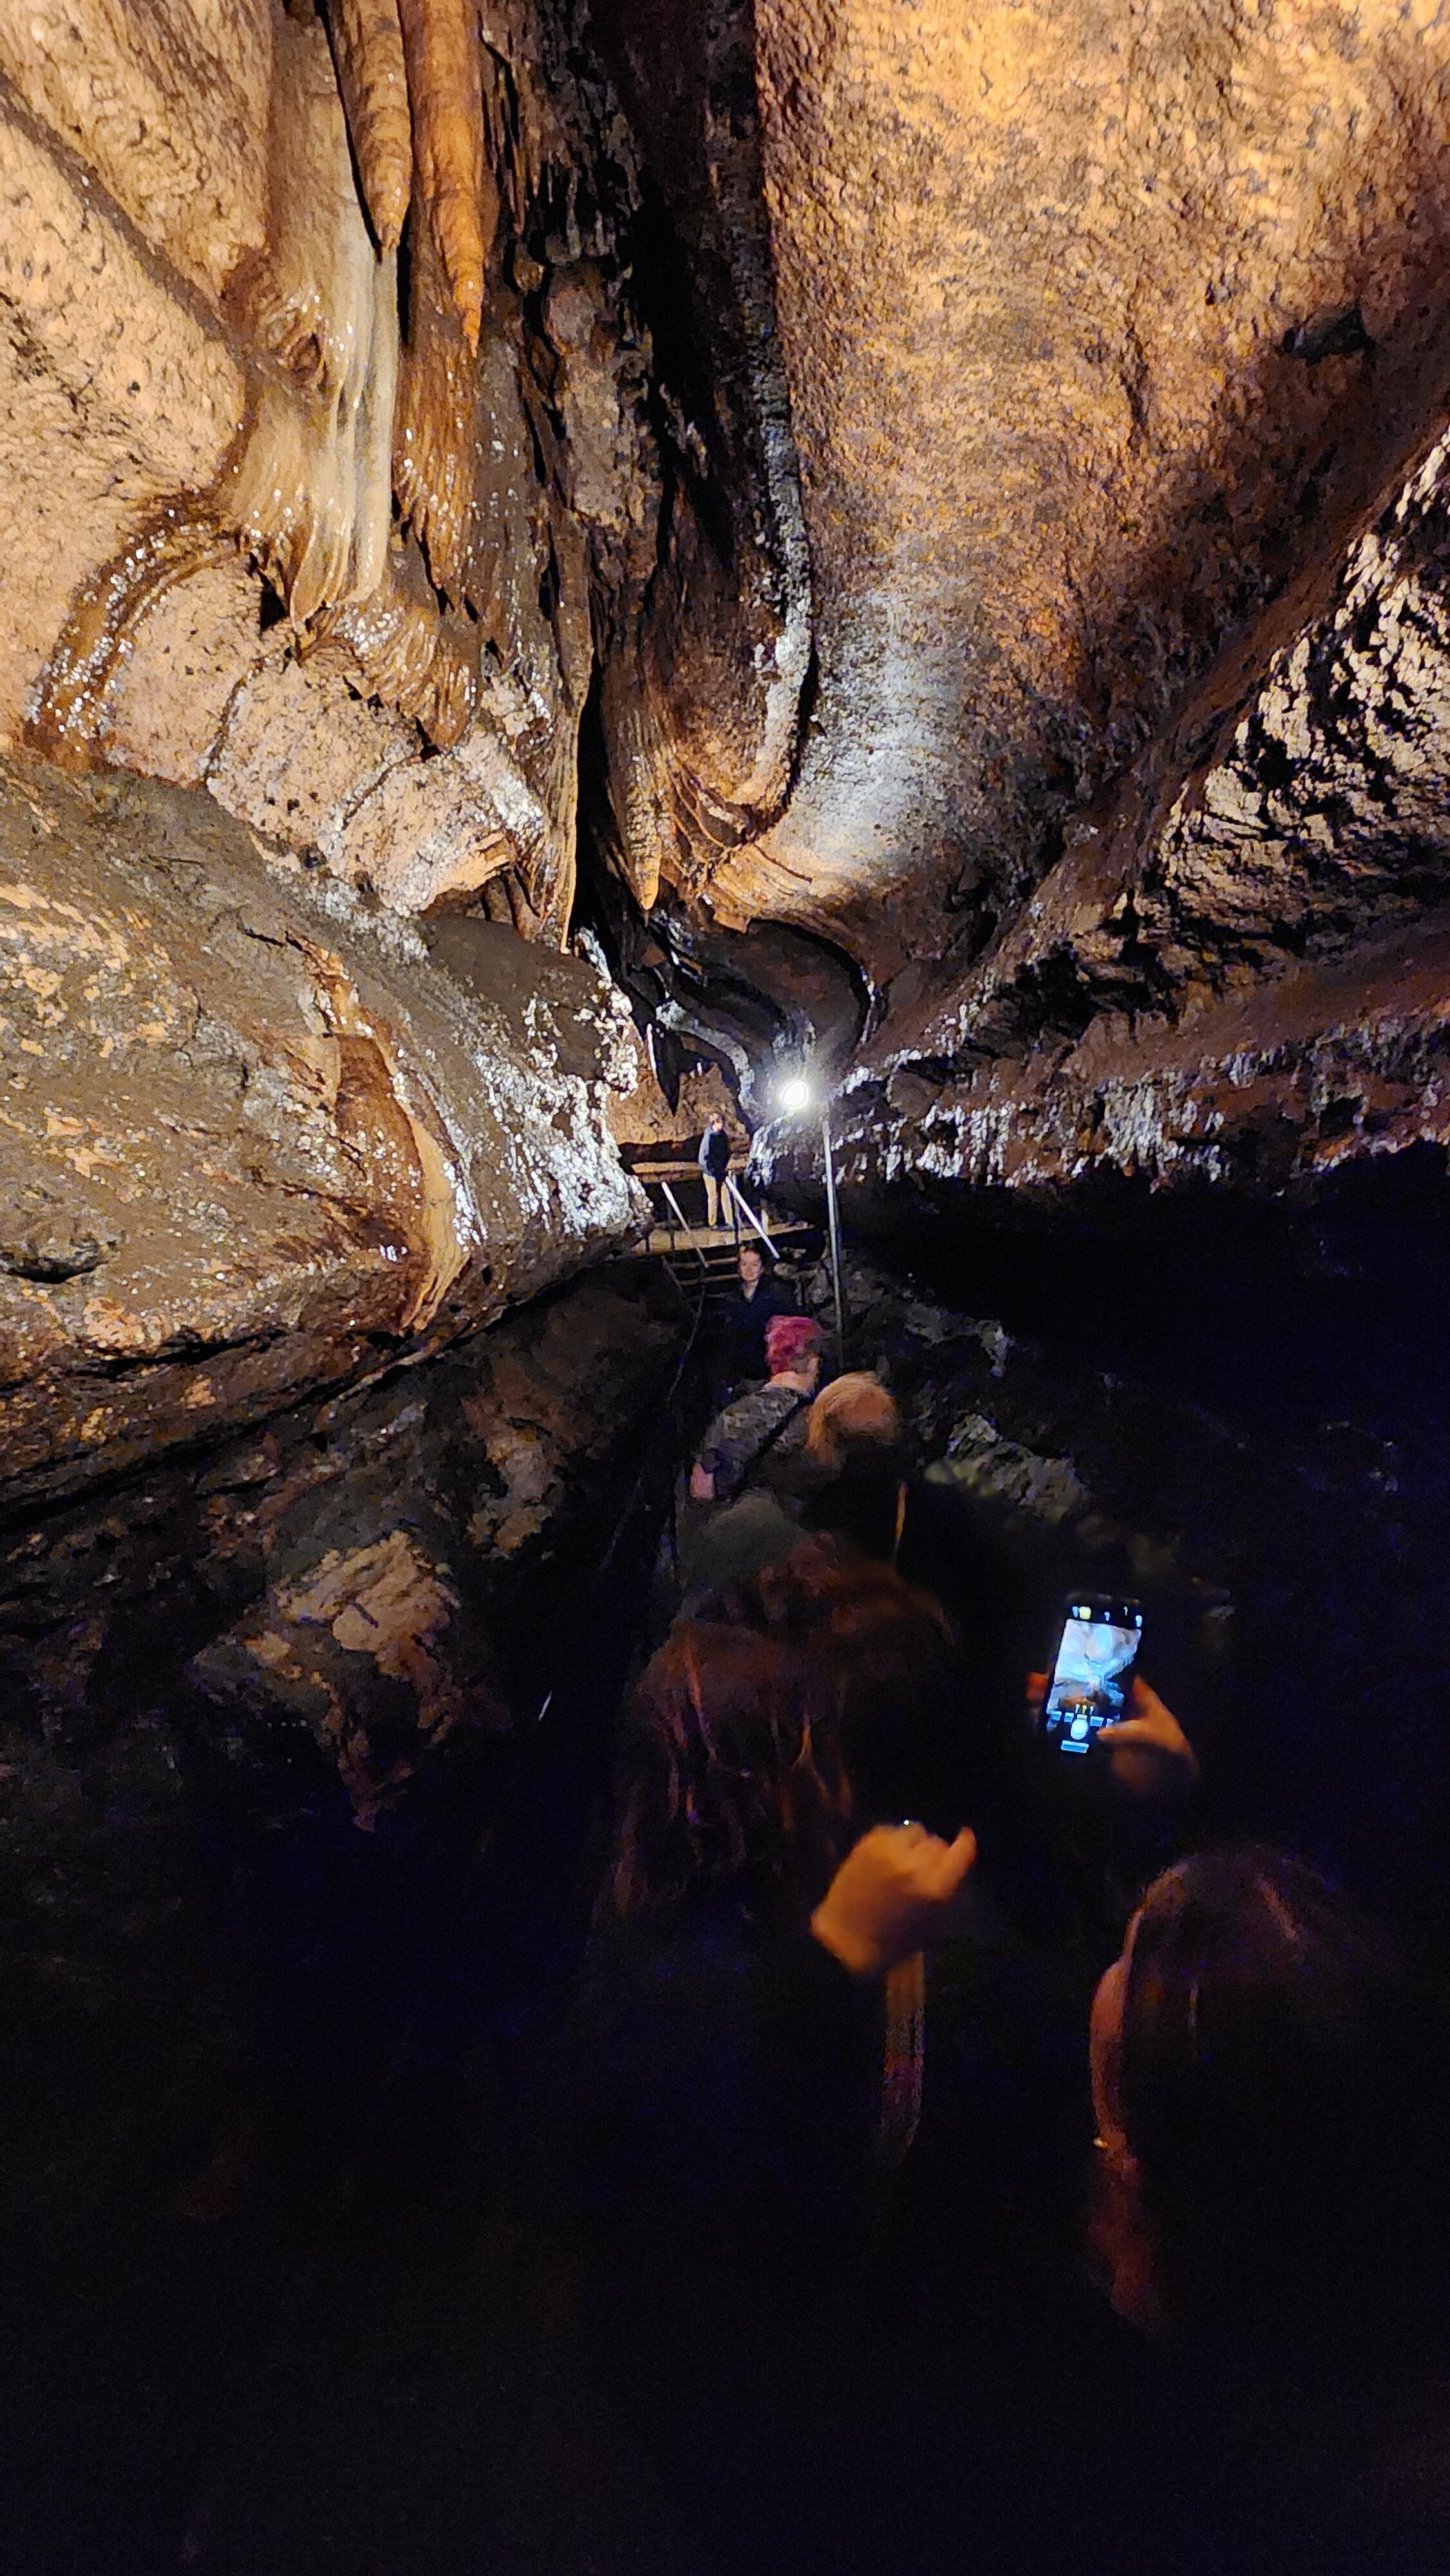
[1041,1595,1145,1756]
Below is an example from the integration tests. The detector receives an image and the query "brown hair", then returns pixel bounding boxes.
[1115,1849,1445,2347]
[607,1622,851,1918]
[737,1539,967,1830]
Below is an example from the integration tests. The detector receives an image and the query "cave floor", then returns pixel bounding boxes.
[6,1900,1444,2576]
[0,1997,1382,2576]
[6,1269,1450,2576]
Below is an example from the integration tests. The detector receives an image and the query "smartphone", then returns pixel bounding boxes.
[1042,1595,1144,1755]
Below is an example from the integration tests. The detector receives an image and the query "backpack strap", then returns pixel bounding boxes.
[718,1391,810,1504]
[876,1951,926,2172]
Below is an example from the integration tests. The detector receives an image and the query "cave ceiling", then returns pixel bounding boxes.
[3,0,1450,1219]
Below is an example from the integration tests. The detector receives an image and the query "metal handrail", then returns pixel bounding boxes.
[724,1176,778,1260]
[661,1179,709,1272]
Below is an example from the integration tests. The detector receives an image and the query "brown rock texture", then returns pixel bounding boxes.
[0,95,246,741]
[0,0,669,945]
[738,0,1450,976]
[182,1265,680,1824]
[8,0,1450,1235]
[605,1029,746,1153]
[0,0,273,302]
[0,756,644,1508]
[0,1260,681,1969]
[588,0,813,922]
[592,0,1450,1225]
[758,412,1450,1224]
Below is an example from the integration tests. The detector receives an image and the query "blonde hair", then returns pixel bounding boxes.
[805,1372,901,1471]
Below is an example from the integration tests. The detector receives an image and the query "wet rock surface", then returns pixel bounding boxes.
[0,0,814,964]
[0,756,643,1505]
[11,0,1450,1225]
[0,1260,681,1992]
[720,0,1450,966]
[755,410,1450,1231]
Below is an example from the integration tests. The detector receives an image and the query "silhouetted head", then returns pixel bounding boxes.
[739,1538,969,1832]
[1091,1849,1447,2358]
[802,1450,915,1564]
[607,1622,851,1918]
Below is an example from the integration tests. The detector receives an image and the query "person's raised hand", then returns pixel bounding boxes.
[811,1823,977,1978]
[1098,1678,1199,1799]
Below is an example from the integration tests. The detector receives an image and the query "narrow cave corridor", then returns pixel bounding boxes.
[5,3,1450,2571]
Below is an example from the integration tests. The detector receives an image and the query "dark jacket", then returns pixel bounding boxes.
[699,1125,731,1179]
[552,1885,881,2311]
[714,1269,798,1390]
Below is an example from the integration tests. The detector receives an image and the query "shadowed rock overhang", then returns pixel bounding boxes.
[5,0,1450,1231]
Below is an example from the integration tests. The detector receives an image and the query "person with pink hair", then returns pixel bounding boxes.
[672,1314,825,1608]
[689,1314,824,1508]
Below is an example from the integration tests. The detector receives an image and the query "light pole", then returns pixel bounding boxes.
[778,1073,846,1374]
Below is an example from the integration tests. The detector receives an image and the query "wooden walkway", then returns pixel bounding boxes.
[634,1218,808,1259]
[623,1143,816,1301]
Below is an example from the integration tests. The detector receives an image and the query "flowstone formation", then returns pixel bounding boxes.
[0,753,672,1939]
[0,755,643,1504]
[12,0,1450,1229]
[0,0,812,951]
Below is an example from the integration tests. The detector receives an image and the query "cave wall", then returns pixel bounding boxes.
[598,0,1450,1227]
[0,0,824,966]
[15,0,1450,1200]
[0,747,681,1987]
[0,1255,682,2012]
[6,0,1450,1899]
[0,755,646,1508]
[0,0,649,935]
[591,0,1450,980]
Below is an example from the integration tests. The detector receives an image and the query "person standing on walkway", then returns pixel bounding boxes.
[715,1240,798,1394]
[699,1114,731,1229]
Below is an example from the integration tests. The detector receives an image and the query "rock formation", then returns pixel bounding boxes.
[10,0,1450,1253]
[758,395,1450,1247]
[0,746,666,1904]
[0,755,643,1506]
[0,0,813,963]
[6,0,1450,1877]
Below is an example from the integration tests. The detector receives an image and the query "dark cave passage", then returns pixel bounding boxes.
[6,1188,1450,2576]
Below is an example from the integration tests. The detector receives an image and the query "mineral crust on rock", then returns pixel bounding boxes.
[10,0,1450,1244]
[758,410,1450,1229]
[0,757,645,1506]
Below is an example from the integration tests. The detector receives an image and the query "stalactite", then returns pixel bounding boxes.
[323,0,413,253]
[397,0,496,355]
[393,196,483,603]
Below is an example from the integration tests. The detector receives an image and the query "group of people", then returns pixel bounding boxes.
[541,1288,1450,2560]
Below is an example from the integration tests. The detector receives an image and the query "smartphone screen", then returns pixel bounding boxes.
[1042,1596,1144,1754]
